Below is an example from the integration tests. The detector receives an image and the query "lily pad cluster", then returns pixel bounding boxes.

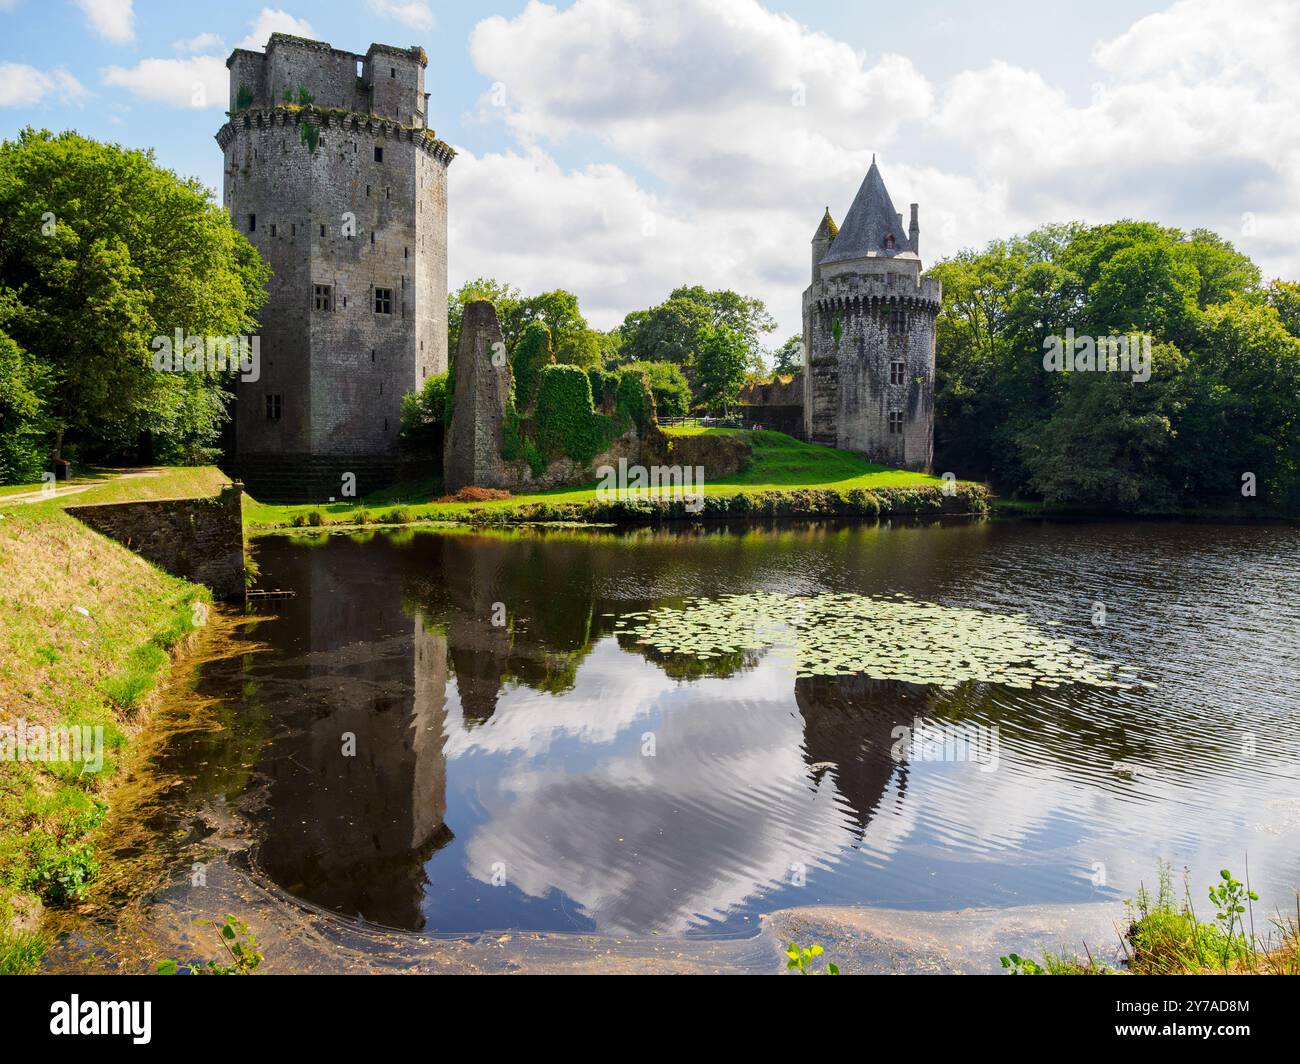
[614,592,1143,690]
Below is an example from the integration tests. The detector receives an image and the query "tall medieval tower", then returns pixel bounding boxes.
[217,33,455,501]
[802,158,940,472]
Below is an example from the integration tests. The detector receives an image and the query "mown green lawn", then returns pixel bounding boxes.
[0,466,230,512]
[244,430,947,529]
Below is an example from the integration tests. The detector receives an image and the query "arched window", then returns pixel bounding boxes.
[884,234,896,250]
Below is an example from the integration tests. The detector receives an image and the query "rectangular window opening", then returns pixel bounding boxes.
[313,284,333,312]
[374,288,393,315]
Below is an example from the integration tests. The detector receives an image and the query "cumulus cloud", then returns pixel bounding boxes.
[0,62,88,107]
[237,7,315,50]
[102,55,227,108]
[72,0,133,42]
[455,0,1300,340]
[368,0,436,32]
[172,32,224,54]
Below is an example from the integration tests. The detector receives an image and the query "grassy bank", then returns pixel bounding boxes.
[0,481,214,972]
[245,430,985,530]
[1002,863,1300,975]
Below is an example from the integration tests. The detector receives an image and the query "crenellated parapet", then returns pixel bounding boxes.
[807,272,942,316]
[216,105,455,165]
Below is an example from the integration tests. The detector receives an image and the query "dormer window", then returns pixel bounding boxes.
[884,234,896,250]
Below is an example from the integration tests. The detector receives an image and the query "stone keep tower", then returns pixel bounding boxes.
[802,158,941,471]
[217,33,455,501]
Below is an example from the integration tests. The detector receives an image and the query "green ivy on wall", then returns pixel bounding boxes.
[534,364,616,463]
[510,321,554,412]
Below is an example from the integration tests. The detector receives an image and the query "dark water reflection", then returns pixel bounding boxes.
[179,519,1300,937]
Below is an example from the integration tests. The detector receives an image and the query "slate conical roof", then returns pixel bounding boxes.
[821,157,910,263]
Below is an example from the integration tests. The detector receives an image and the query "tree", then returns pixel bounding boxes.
[0,128,269,464]
[619,296,712,365]
[1266,280,1300,338]
[669,285,776,349]
[556,327,603,369]
[694,324,749,414]
[399,370,449,462]
[515,289,590,362]
[0,326,46,483]
[621,361,691,417]
[771,334,803,374]
[1019,341,1188,510]
[1178,298,1300,508]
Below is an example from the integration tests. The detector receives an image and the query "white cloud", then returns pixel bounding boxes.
[237,7,315,51]
[457,0,1300,340]
[0,62,88,107]
[368,0,435,32]
[101,55,227,109]
[172,32,224,54]
[72,0,133,42]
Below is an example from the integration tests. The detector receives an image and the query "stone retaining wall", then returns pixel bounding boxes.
[67,483,246,600]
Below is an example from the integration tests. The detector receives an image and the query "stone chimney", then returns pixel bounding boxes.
[909,203,919,255]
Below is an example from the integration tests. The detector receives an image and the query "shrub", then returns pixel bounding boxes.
[306,509,325,526]
[622,361,691,418]
[381,507,414,524]
[399,370,449,460]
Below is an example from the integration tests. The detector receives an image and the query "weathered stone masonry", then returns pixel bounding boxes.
[218,33,455,501]
[67,484,246,600]
[802,159,941,472]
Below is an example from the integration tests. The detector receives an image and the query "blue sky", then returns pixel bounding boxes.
[3,1,1295,340]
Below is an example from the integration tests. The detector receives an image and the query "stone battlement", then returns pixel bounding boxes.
[807,271,942,311]
[227,33,430,127]
[216,105,455,165]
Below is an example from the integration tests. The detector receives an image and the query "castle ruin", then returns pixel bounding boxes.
[217,33,455,501]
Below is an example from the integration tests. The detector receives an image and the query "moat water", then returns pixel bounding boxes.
[121,518,1300,940]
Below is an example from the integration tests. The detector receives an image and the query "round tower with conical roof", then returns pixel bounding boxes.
[802,158,940,471]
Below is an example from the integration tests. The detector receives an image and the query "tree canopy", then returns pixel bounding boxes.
[930,219,1299,512]
[0,128,269,473]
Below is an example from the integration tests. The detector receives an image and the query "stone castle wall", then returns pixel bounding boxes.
[802,268,940,471]
[219,34,453,499]
[66,484,246,600]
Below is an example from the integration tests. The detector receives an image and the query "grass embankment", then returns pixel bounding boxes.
[1003,862,1300,975]
[246,430,984,530]
[0,470,217,972]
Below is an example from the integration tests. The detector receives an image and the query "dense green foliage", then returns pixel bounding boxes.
[621,360,691,417]
[770,334,803,374]
[694,323,750,413]
[616,285,774,385]
[398,370,449,461]
[510,321,555,410]
[534,364,614,463]
[930,220,1300,512]
[0,324,46,483]
[447,279,611,369]
[0,129,269,478]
